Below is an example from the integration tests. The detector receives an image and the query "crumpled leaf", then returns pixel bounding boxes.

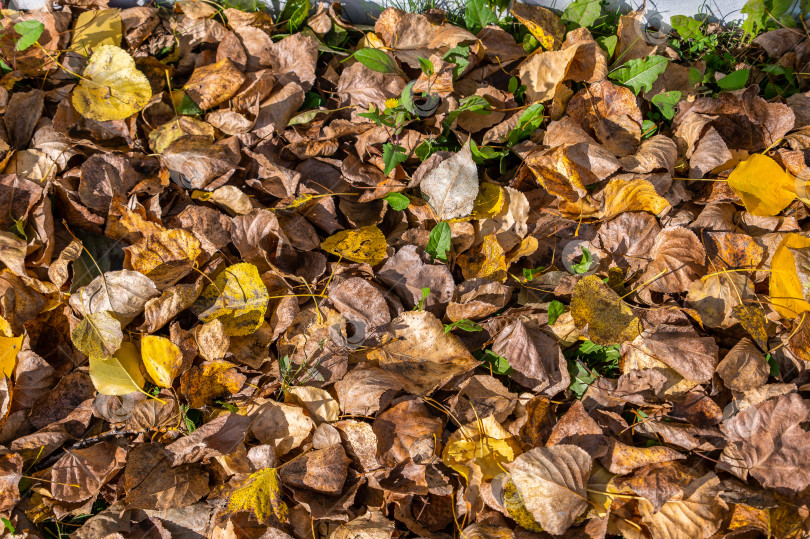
[640,227,706,294]
[89,342,146,396]
[443,415,521,482]
[227,468,288,524]
[184,58,247,110]
[505,444,592,535]
[320,226,387,266]
[191,263,269,336]
[601,177,670,220]
[70,270,159,327]
[180,360,245,408]
[571,275,643,345]
[419,143,479,220]
[638,472,727,539]
[51,442,126,503]
[72,45,152,121]
[376,310,478,394]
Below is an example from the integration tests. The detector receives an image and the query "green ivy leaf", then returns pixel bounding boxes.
[278,0,311,33]
[353,48,401,75]
[741,0,767,39]
[597,35,617,57]
[561,0,601,28]
[444,318,483,333]
[548,300,565,325]
[609,55,669,95]
[651,91,681,120]
[477,349,514,375]
[442,44,471,79]
[465,0,499,35]
[384,192,410,211]
[426,221,452,262]
[670,15,704,40]
[507,103,544,146]
[717,69,750,91]
[567,360,596,399]
[571,246,594,274]
[14,20,44,51]
[418,56,434,76]
[382,143,408,175]
[470,140,508,163]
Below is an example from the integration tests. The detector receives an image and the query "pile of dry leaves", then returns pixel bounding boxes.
[1,0,810,537]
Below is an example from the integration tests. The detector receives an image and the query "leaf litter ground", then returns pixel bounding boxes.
[1,0,810,537]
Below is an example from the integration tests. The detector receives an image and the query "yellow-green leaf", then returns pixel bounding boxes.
[769,233,810,319]
[141,335,183,388]
[320,225,387,265]
[458,234,508,282]
[191,263,269,336]
[71,310,123,358]
[72,45,152,121]
[89,342,146,396]
[727,154,796,217]
[227,468,288,524]
[571,275,643,345]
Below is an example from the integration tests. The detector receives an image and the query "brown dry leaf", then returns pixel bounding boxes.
[279,444,350,495]
[638,472,727,539]
[123,443,209,510]
[374,8,477,68]
[50,442,127,502]
[505,444,592,535]
[0,452,22,512]
[640,227,706,294]
[166,412,251,465]
[716,338,769,392]
[375,310,478,394]
[601,438,685,475]
[491,319,569,395]
[250,400,315,456]
[184,58,246,110]
[720,392,810,491]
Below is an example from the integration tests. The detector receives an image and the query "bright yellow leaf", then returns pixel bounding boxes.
[471,182,505,219]
[227,468,288,524]
[769,233,810,319]
[320,225,387,265]
[191,263,269,336]
[71,9,123,54]
[443,416,521,482]
[602,177,670,219]
[458,234,508,282]
[0,334,22,378]
[148,117,215,154]
[89,342,146,396]
[141,335,183,388]
[72,45,152,121]
[727,154,796,217]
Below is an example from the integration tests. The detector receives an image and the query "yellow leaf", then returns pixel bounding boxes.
[443,416,521,482]
[191,263,269,336]
[0,315,12,338]
[72,45,152,122]
[141,335,183,388]
[0,333,22,378]
[602,177,670,219]
[148,117,216,154]
[227,468,288,524]
[89,342,146,396]
[471,182,505,219]
[320,225,387,266]
[499,474,544,532]
[727,154,796,217]
[511,3,565,51]
[571,275,643,345]
[458,234,508,282]
[587,464,620,518]
[769,233,810,319]
[71,8,122,54]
